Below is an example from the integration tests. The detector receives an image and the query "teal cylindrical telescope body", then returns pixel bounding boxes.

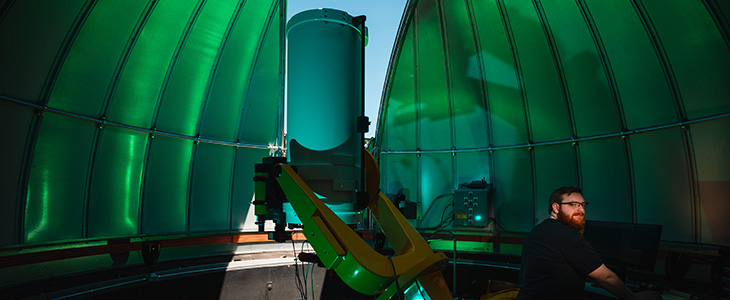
[287,8,363,151]
[286,8,366,220]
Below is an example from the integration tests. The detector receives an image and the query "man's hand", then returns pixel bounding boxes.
[588,264,662,300]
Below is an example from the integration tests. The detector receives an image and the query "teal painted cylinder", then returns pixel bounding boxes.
[287,8,364,152]
[286,8,366,220]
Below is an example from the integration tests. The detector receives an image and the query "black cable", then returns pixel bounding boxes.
[438,202,452,225]
[301,240,308,299]
[387,256,402,300]
[299,240,318,300]
[415,280,427,299]
[417,202,454,231]
[428,217,454,236]
[303,257,308,299]
[438,216,454,228]
[310,258,315,300]
[296,241,306,299]
[291,239,306,299]
[420,193,454,223]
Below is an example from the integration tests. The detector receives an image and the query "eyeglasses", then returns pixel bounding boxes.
[559,202,589,208]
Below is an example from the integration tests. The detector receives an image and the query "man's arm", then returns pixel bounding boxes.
[587,264,660,300]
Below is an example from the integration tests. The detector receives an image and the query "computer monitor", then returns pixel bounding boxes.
[583,220,663,273]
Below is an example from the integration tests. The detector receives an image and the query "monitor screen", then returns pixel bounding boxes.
[583,220,662,273]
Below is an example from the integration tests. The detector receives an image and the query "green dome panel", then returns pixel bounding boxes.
[375,0,730,246]
[0,0,284,246]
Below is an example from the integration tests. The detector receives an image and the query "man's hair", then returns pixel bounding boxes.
[548,186,583,213]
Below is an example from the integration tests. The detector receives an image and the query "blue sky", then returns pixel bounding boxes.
[286,0,408,138]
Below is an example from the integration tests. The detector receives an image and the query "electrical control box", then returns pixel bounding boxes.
[453,188,491,228]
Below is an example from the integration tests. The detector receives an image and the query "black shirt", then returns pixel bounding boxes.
[516,219,603,300]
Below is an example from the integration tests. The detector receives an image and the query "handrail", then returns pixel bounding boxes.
[0,232,306,269]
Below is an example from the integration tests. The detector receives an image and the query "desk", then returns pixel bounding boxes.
[585,282,696,299]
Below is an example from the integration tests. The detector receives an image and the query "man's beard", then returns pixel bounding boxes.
[557,209,585,233]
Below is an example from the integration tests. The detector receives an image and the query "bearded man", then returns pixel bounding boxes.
[515,187,660,300]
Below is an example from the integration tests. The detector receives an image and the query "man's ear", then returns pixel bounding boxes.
[551,202,560,215]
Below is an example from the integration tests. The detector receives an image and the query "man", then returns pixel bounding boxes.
[516,187,660,300]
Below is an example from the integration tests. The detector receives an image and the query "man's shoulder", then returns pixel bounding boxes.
[533,218,569,232]
[528,219,583,242]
